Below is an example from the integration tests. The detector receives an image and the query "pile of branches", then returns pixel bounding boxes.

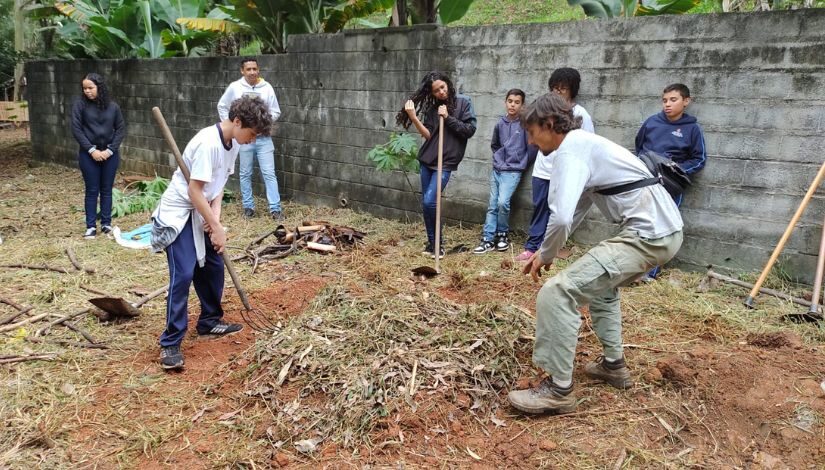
[235,221,365,272]
[245,286,534,449]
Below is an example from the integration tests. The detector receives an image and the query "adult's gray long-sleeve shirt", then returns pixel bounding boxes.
[539,130,684,265]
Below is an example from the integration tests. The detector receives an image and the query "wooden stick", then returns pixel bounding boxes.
[0,264,70,274]
[62,321,99,344]
[25,337,108,349]
[66,247,96,274]
[132,285,168,308]
[434,115,444,274]
[0,297,33,325]
[80,285,110,296]
[0,354,59,365]
[306,242,336,253]
[0,313,50,333]
[35,308,91,336]
[746,158,825,307]
[0,297,24,311]
[707,269,814,309]
[0,305,33,325]
[246,228,278,251]
[808,214,825,314]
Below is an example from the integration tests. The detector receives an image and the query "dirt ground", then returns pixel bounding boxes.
[1,128,824,469]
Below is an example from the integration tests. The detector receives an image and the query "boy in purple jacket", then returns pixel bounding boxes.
[474,89,537,254]
[635,83,706,280]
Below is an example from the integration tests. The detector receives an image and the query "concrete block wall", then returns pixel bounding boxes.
[26,10,825,280]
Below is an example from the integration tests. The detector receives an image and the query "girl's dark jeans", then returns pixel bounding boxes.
[78,149,119,228]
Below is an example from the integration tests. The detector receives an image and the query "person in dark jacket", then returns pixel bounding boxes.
[634,83,706,281]
[397,71,477,258]
[474,89,538,254]
[70,73,126,239]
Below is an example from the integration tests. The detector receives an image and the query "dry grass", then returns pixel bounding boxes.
[1,129,823,467]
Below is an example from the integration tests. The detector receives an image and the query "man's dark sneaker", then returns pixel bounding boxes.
[422,242,434,255]
[584,356,633,389]
[270,211,284,221]
[473,240,495,255]
[243,208,255,219]
[495,232,511,251]
[197,321,243,337]
[160,345,184,370]
[508,378,576,414]
[430,246,445,260]
[83,227,96,239]
[101,225,113,235]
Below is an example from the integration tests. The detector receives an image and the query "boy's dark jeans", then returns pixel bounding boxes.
[78,150,119,228]
[525,176,551,253]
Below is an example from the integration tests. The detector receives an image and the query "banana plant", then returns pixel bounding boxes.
[567,0,699,17]
[29,0,214,58]
[177,0,395,53]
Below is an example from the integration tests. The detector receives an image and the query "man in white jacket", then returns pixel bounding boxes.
[508,93,683,415]
[217,58,283,220]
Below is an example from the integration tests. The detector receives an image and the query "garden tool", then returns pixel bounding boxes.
[152,107,279,333]
[745,157,825,308]
[411,115,445,278]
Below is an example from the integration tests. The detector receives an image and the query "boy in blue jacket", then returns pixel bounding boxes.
[474,89,537,254]
[635,83,706,280]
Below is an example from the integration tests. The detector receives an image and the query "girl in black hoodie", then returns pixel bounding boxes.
[70,73,126,239]
[397,71,476,258]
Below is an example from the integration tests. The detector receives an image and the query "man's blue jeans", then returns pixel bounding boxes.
[420,165,452,245]
[239,136,281,213]
[482,170,522,241]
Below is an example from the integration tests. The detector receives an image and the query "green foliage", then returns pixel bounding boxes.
[568,0,699,17]
[180,0,394,53]
[437,0,475,23]
[367,133,420,174]
[638,0,701,15]
[26,0,215,59]
[111,176,170,218]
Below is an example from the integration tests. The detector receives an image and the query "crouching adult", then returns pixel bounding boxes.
[508,93,684,414]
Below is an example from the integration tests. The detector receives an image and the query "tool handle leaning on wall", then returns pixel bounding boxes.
[150,106,253,312]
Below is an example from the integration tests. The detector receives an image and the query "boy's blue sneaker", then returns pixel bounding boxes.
[473,240,495,254]
[160,345,184,370]
[495,232,511,251]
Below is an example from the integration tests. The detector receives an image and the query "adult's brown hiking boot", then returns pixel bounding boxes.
[508,378,576,415]
[584,356,633,389]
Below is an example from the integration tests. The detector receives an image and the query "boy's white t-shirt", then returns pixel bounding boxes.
[166,124,238,202]
[531,104,594,180]
[151,124,239,264]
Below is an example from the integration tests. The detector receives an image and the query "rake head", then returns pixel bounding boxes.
[239,306,281,334]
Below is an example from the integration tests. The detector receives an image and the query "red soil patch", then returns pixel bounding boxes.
[67,276,328,467]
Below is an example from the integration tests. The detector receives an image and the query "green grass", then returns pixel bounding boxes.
[452,0,585,26]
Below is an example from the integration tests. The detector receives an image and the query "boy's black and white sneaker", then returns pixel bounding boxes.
[197,321,243,337]
[160,345,184,370]
[430,247,445,259]
[101,225,113,235]
[473,240,495,254]
[83,228,96,239]
[495,232,511,251]
[243,208,255,219]
[422,242,434,255]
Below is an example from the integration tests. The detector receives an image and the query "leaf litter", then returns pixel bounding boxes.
[251,284,534,448]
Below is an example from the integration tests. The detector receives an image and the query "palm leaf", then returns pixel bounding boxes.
[567,0,620,18]
[636,0,699,15]
[438,0,474,24]
[324,0,393,33]
[176,17,243,33]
